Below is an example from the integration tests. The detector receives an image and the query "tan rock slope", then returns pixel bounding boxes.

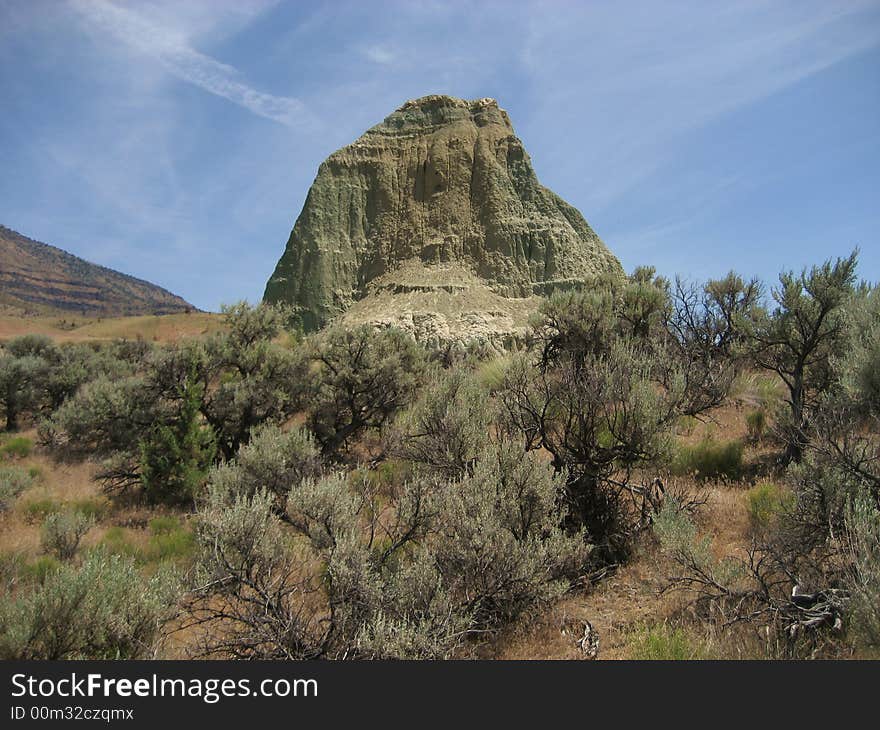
[264,95,623,344]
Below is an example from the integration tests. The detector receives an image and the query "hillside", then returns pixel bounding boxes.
[0,225,195,317]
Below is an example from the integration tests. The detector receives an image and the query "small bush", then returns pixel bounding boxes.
[0,552,24,589]
[474,356,511,394]
[100,521,194,565]
[148,516,181,535]
[0,466,34,511]
[746,483,793,529]
[306,325,425,457]
[71,497,109,522]
[753,374,784,409]
[27,466,42,481]
[671,437,743,482]
[845,499,880,651]
[100,526,139,559]
[138,367,216,505]
[144,527,195,564]
[390,369,492,479]
[21,555,62,584]
[1,436,33,459]
[745,409,766,443]
[628,624,703,660]
[40,511,95,561]
[675,415,699,437]
[20,497,59,523]
[0,549,178,659]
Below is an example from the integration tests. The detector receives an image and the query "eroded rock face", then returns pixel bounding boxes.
[264,95,623,333]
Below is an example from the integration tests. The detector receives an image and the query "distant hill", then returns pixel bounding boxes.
[0,225,195,316]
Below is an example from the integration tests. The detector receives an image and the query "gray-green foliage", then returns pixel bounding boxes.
[655,278,880,652]
[208,423,322,509]
[0,336,135,432]
[40,510,95,561]
[0,352,47,431]
[42,342,135,411]
[501,336,678,556]
[4,334,55,359]
[653,498,714,574]
[202,302,306,459]
[786,280,880,543]
[390,368,492,479]
[41,303,305,500]
[432,442,590,627]
[748,251,859,461]
[306,325,426,457]
[0,549,177,659]
[845,498,880,650]
[41,375,156,458]
[192,487,325,659]
[0,465,34,511]
[193,439,588,659]
[501,267,746,560]
[653,497,743,594]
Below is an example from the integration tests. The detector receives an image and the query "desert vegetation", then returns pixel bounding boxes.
[0,251,877,660]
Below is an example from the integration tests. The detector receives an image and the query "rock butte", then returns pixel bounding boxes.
[264,95,623,347]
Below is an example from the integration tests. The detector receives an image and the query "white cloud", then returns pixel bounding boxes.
[362,44,396,65]
[69,0,307,127]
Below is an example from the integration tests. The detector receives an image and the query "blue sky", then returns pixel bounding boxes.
[1,0,878,311]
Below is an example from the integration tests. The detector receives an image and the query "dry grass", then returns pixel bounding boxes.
[0,312,223,344]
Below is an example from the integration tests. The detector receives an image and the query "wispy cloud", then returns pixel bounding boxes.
[70,0,307,127]
[519,0,880,214]
[362,44,396,65]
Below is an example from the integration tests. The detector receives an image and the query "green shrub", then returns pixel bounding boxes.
[390,369,492,479]
[148,516,181,535]
[746,483,793,529]
[139,367,216,506]
[0,466,34,511]
[745,409,766,443]
[0,552,24,589]
[99,526,139,559]
[671,437,743,482]
[212,423,321,504]
[474,356,511,394]
[754,375,784,409]
[71,497,109,521]
[144,527,195,564]
[675,415,699,437]
[0,354,48,431]
[19,497,59,523]
[1,436,33,459]
[306,325,425,457]
[100,521,194,565]
[21,555,62,584]
[40,511,95,561]
[27,466,42,481]
[628,624,703,660]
